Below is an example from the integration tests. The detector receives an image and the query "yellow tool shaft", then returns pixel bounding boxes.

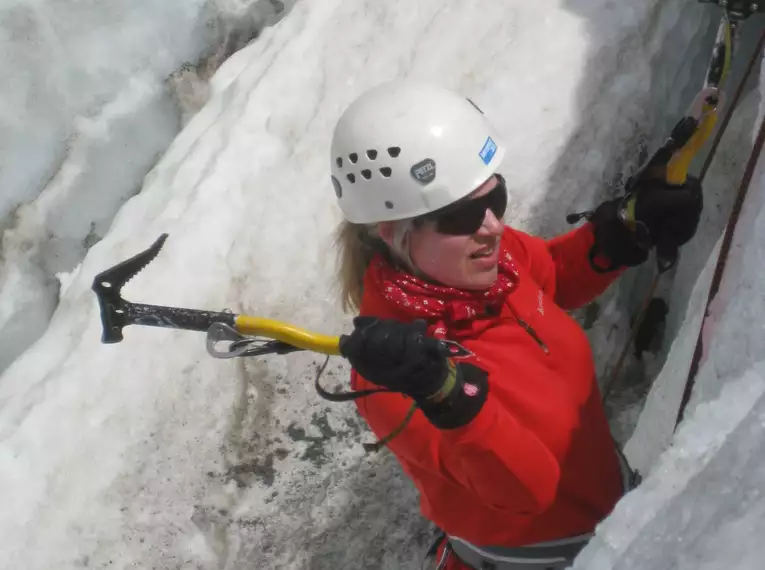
[666,16,730,185]
[666,104,719,185]
[234,315,342,355]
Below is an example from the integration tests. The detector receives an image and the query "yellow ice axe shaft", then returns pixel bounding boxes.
[667,14,731,184]
[666,101,719,185]
[234,315,342,355]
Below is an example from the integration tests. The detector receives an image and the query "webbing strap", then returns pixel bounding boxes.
[449,532,592,569]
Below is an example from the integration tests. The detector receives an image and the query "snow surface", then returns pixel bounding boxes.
[0,0,293,373]
[0,0,763,568]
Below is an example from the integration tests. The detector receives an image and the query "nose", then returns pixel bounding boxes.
[477,208,505,236]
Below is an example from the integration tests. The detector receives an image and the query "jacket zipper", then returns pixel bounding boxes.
[516,318,549,354]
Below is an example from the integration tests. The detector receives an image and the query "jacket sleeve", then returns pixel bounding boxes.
[505,223,625,310]
[353,370,561,514]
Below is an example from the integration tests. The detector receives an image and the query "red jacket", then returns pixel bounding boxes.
[351,223,626,548]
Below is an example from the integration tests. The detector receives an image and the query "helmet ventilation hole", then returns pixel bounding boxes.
[366,149,378,160]
[385,201,394,209]
[361,169,372,180]
[346,173,356,183]
[349,153,359,163]
[387,146,401,158]
[379,167,392,177]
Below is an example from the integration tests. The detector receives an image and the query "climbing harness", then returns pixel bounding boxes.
[446,533,593,570]
[599,4,765,402]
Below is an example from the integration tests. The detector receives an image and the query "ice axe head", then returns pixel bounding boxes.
[91,234,168,343]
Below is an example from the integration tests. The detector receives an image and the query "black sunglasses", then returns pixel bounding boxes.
[418,174,508,235]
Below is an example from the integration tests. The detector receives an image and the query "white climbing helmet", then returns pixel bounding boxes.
[329,80,507,224]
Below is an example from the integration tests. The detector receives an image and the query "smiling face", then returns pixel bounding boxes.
[379,175,507,290]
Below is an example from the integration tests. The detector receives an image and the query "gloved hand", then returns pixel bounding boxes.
[339,317,449,399]
[589,175,703,270]
[339,317,488,429]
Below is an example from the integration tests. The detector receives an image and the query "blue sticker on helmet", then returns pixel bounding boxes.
[479,137,497,165]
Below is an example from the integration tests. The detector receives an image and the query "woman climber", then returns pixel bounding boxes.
[329,80,702,569]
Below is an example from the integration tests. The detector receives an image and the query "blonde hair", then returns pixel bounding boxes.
[334,218,417,313]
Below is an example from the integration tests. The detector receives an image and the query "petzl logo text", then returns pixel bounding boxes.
[411,158,436,184]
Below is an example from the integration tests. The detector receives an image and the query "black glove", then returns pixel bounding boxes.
[339,317,488,429]
[634,175,703,264]
[340,317,447,398]
[589,176,703,271]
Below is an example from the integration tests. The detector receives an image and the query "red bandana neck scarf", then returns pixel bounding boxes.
[368,245,520,340]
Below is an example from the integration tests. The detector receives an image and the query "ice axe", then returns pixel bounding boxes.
[91,234,471,452]
[91,233,470,362]
[567,10,735,274]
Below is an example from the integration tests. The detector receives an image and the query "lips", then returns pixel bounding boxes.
[470,243,497,259]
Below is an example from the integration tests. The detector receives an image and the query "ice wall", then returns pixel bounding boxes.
[0,0,293,373]
[574,54,765,568]
[622,18,764,471]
